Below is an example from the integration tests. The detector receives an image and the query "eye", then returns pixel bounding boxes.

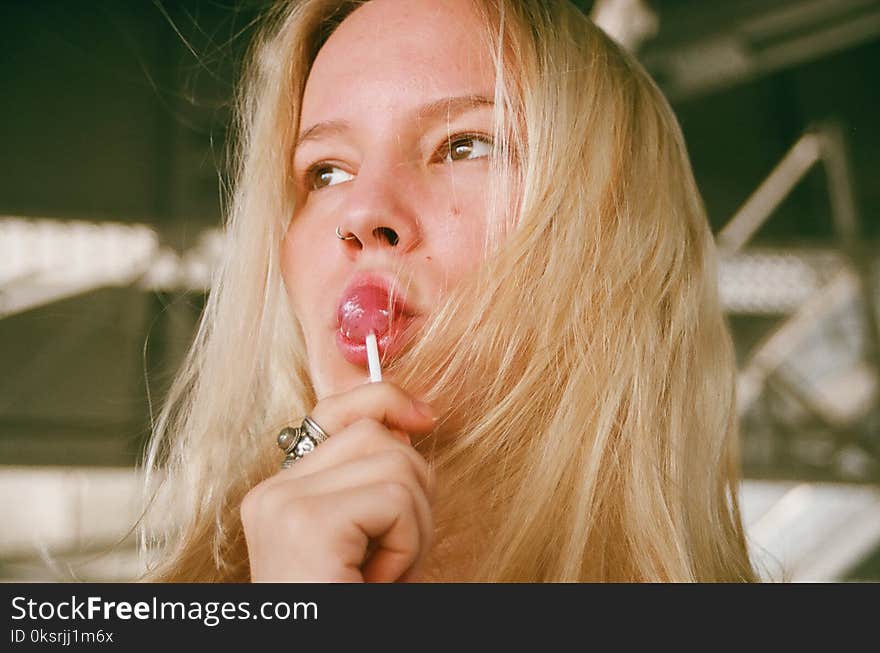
[439,133,493,163]
[306,164,355,190]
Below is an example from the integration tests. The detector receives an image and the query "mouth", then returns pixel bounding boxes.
[335,273,419,368]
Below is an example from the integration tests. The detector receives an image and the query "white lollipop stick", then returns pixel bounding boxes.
[366,331,382,383]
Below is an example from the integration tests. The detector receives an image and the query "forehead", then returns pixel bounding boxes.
[301,0,495,120]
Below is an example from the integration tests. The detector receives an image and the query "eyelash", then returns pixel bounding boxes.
[301,131,494,191]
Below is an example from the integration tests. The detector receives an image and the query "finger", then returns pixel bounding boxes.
[397,566,424,583]
[389,429,412,445]
[326,482,424,583]
[277,451,434,559]
[289,448,433,502]
[311,381,436,438]
[275,419,435,499]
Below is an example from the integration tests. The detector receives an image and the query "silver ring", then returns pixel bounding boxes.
[335,225,357,241]
[277,416,331,469]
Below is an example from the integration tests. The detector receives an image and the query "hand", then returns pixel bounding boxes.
[241,381,437,582]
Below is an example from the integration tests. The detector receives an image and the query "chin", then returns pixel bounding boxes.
[309,357,363,400]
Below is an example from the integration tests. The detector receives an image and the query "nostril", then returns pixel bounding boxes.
[374,227,400,246]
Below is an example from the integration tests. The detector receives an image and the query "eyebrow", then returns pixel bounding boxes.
[295,94,494,149]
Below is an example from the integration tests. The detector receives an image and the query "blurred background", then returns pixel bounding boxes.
[1,0,879,582]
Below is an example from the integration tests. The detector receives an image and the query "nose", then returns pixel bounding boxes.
[336,166,422,256]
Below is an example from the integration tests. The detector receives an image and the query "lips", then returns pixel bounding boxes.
[335,274,418,367]
[338,285,395,342]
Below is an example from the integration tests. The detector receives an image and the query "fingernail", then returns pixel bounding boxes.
[412,399,435,420]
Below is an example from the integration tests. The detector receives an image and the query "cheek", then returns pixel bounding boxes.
[280,226,301,308]
[280,219,328,316]
[428,187,492,275]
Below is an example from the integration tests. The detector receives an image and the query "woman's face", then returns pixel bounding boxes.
[282,0,500,399]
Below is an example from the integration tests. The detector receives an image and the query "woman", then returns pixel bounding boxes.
[142,0,756,582]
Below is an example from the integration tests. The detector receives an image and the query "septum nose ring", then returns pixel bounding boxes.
[336,226,358,241]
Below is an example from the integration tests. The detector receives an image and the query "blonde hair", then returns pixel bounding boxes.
[141,0,756,582]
